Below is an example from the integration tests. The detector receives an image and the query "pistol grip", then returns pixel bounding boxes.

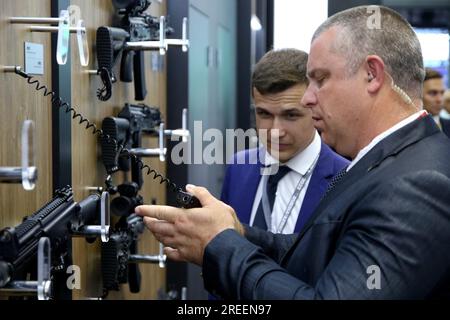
[128,240,141,293]
[120,50,134,83]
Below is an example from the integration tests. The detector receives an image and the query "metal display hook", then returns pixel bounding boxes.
[0,120,37,191]
[10,9,89,66]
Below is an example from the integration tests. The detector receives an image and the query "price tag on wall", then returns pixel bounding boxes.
[24,42,44,75]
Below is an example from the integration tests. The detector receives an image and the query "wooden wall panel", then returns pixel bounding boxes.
[70,0,167,300]
[1,0,168,300]
[0,0,53,263]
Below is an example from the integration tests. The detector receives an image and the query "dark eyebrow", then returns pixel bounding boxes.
[255,106,271,113]
[307,68,328,79]
[281,108,302,115]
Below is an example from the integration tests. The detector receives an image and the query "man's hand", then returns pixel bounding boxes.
[135,184,244,265]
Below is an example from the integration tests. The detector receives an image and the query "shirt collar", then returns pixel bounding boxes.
[347,110,426,171]
[263,130,321,175]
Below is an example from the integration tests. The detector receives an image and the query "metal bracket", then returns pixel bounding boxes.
[0,120,37,190]
[128,243,167,268]
[10,9,89,66]
[0,237,52,300]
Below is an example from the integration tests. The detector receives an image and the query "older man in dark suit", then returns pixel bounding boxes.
[136,6,450,299]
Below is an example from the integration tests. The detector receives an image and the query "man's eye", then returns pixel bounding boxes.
[284,113,300,120]
[317,77,325,87]
[256,110,271,117]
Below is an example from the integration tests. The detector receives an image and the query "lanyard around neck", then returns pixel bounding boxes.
[261,153,320,233]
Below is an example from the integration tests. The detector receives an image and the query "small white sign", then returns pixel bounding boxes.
[24,42,44,75]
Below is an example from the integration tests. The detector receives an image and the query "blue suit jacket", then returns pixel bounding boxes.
[220,142,349,232]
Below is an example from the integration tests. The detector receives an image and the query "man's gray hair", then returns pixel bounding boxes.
[313,5,425,99]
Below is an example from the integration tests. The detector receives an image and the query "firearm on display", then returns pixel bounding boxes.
[102,214,144,294]
[0,186,109,299]
[101,181,168,295]
[96,0,174,101]
[101,103,163,189]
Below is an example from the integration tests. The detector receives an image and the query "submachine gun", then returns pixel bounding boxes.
[0,186,111,299]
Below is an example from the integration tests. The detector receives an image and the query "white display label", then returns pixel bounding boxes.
[24,42,44,75]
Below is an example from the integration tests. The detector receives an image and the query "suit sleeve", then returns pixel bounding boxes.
[203,171,450,299]
[244,225,298,262]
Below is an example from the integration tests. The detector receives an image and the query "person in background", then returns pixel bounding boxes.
[422,68,445,126]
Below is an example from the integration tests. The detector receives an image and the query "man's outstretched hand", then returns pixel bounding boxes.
[135,184,244,265]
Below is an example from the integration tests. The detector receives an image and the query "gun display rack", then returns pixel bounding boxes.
[0,0,188,300]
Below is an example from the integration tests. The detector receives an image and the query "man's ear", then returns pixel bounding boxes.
[365,55,385,94]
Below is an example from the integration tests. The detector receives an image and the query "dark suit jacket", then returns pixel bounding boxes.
[220,143,349,232]
[203,115,450,299]
[440,116,450,138]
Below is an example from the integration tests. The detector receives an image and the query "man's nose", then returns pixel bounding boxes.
[301,84,317,108]
[271,119,286,138]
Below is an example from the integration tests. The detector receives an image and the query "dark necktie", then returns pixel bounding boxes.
[253,166,291,230]
[324,166,348,197]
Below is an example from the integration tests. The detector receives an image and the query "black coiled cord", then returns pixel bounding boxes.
[14,67,180,194]
[96,67,113,101]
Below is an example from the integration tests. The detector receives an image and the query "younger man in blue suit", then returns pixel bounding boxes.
[221,49,348,234]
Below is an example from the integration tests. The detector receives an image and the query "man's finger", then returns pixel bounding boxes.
[135,205,182,223]
[164,247,185,262]
[143,217,175,237]
[185,184,217,207]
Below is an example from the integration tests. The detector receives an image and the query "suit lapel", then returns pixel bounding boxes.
[235,147,265,224]
[281,115,441,263]
[294,142,336,232]
[238,164,263,223]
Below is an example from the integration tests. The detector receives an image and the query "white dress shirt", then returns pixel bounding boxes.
[249,131,321,234]
[347,110,427,171]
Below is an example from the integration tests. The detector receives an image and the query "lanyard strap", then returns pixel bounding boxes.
[261,153,320,233]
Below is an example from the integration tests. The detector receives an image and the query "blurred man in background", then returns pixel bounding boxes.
[422,68,446,128]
